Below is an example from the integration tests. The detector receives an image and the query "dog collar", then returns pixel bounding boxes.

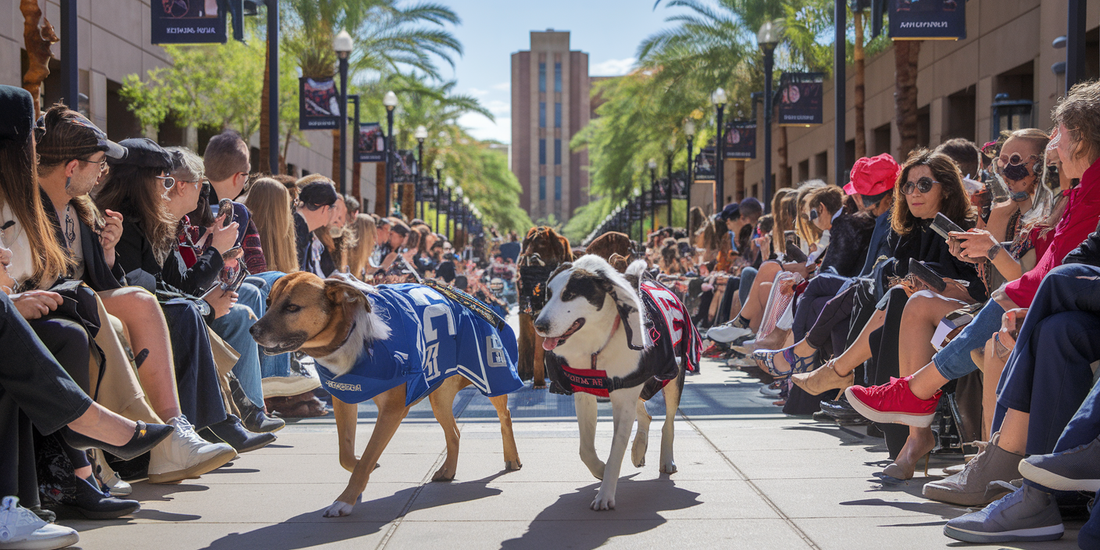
[335,321,358,350]
[590,315,622,370]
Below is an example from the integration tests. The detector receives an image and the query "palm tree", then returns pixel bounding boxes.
[20,0,59,116]
[266,0,462,179]
[894,40,921,159]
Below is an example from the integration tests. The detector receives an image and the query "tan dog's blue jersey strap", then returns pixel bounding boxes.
[424,279,506,332]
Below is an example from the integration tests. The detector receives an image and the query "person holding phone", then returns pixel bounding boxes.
[201,130,266,275]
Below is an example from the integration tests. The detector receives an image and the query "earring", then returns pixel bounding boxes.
[64,176,71,192]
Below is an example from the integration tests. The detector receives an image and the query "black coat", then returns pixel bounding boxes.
[885,218,987,302]
[114,219,222,296]
[819,210,877,278]
[295,212,336,276]
[40,192,126,292]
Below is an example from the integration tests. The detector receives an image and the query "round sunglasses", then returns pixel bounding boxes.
[902,177,939,195]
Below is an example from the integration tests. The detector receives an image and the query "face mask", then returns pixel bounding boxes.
[1001,162,1031,182]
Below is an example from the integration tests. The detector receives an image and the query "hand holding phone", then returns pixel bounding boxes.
[931,212,964,241]
[908,258,947,293]
[217,199,234,228]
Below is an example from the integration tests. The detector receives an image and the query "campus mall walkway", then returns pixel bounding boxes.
[69,313,1086,549]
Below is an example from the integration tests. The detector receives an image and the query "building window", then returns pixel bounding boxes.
[539,102,546,128]
[554,62,562,93]
[539,139,546,165]
[539,63,546,92]
[554,139,561,165]
[539,176,546,200]
[554,103,562,128]
[554,176,562,201]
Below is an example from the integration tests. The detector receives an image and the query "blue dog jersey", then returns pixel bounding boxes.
[316,284,523,406]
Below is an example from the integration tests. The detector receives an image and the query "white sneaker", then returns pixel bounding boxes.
[0,496,79,550]
[707,325,753,343]
[148,416,236,484]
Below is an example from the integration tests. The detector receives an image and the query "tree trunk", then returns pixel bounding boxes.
[281,126,293,175]
[735,160,746,200]
[778,125,790,188]
[854,10,867,159]
[21,0,58,117]
[258,40,272,174]
[351,159,361,200]
[894,40,922,160]
[331,129,341,186]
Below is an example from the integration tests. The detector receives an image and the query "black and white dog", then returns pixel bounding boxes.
[534,255,701,510]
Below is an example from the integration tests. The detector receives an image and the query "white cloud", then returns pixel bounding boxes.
[469,87,489,98]
[460,112,511,144]
[491,82,510,91]
[484,99,510,116]
[591,57,636,76]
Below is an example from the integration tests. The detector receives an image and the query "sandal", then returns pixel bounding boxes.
[753,347,817,378]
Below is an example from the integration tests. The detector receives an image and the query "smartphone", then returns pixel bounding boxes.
[199,282,222,300]
[224,267,249,292]
[908,258,947,293]
[221,245,242,261]
[931,212,964,241]
[784,241,808,264]
[218,199,234,227]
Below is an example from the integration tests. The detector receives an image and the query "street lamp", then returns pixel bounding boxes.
[414,125,428,220]
[647,158,658,235]
[666,140,676,229]
[334,29,353,196]
[444,176,455,240]
[434,159,445,232]
[684,118,696,233]
[461,195,471,254]
[382,91,398,216]
[452,185,463,243]
[758,19,782,211]
[712,88,728,212]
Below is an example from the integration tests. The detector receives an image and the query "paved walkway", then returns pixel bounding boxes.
[66,310,1087,549]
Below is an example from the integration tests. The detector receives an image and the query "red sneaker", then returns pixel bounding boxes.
[701,343,726,358]
[844,376,941,428]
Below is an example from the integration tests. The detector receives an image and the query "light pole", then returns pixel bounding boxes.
[684,118,695,233]
[382,91,398,216]
[452,186,463,243]
[666,140,675,229]
[434,159,445,232]
[443,177,455,240]
[711,88,727,212]
[414,125,428,221]
[648,158,658,235]
[758,20,782,211]
[634,189,643,243]
[461,195,470,256]
[334,29,353,196]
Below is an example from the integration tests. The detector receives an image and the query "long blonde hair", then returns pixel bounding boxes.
[244,177,298,273]
[771,188,797,252]
[344,214,377,278]
[794,180,826,246]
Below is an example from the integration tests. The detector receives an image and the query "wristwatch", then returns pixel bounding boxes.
[987,242,1002,261]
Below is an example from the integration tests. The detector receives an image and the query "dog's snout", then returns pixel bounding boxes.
[533,319,551,335]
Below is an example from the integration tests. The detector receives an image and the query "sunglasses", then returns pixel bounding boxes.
[77,156,110,175]
[156,174,177,190]
[996,152,1038,169]
[902,177,939,195]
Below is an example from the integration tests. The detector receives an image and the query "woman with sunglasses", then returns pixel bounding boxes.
[846,83,1100,496]
[96,138,275,454]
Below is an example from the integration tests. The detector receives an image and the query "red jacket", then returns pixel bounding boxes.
[1004,160,1100,307]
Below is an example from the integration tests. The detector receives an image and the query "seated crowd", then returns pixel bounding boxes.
[0,85,492,548]
[643,81,1100,547]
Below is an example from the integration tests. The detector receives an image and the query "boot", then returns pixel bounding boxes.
[229,374,285,433]
[922,432,1023,506]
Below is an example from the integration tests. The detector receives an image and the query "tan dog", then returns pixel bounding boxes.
[250,272,522,518]
[516,227,573,388]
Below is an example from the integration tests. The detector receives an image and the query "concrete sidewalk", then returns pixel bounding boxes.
[66,357,1085,549]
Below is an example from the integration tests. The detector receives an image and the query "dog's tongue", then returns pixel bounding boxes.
[542,337,560,351]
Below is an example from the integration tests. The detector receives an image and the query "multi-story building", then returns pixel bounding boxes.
[2,0,377,210]
[511,30,590,224]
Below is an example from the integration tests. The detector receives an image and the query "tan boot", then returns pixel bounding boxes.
[791,360,854,396]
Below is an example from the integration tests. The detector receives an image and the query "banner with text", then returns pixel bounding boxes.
[724,121,757,159]
[889,0,966,41]
[695,147,717,179]
[392,150,418,183]
[356,122,385,163]
[671,171,689,199]
[299,77,340,130]
[151,0,226,44]
[778,72,825,126]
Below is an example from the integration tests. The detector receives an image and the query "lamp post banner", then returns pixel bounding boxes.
[151,0,226,44]
[392,150,418,183]
[724,121,757,159]
[299,77,340,130]
[654,180,669,206]
[889,0,966,41]
[778,72,825,126]
[671,172,689,199]
[695,147,717,179]
[356,122,385,163]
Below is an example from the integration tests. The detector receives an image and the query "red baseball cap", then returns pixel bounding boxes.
[844,153,901,196]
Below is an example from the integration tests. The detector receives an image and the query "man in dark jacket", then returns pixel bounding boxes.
[294,178,339,276]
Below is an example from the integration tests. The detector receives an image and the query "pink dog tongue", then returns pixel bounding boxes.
[542,337,560,351]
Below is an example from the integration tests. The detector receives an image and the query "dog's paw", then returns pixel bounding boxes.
[590,491,616,511]
[660,461,678,475]
[585,461,605,480]
[631,433,649,468]
[532,381,548,390]
[432,463,457,482]
[505,460,523,471]
[322,495,359,518]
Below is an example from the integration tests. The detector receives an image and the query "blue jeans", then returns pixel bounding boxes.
[738,267,757,306]
[246,271,293,381]
[931,299,1004,380]
[208,282,264,408]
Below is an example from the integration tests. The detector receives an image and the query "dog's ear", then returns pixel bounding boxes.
[324,278,372,316]
[547,261,573,285]
[607,253,629,274]
[603,272,644,351]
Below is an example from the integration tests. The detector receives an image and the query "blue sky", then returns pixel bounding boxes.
[439,0,695,144]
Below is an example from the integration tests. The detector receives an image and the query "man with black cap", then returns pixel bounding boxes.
[294,176,339,276]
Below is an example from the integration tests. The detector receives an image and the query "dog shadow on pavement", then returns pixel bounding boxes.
[199,471,512,550]
[500,475,702,550]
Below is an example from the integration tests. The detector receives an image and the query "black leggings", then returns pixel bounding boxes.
[29,315,93,470]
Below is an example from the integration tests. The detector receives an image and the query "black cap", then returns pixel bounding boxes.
[0,85,34,144]
[719,202,740,221]
[112,137,171,169]
[299,181,339,208]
